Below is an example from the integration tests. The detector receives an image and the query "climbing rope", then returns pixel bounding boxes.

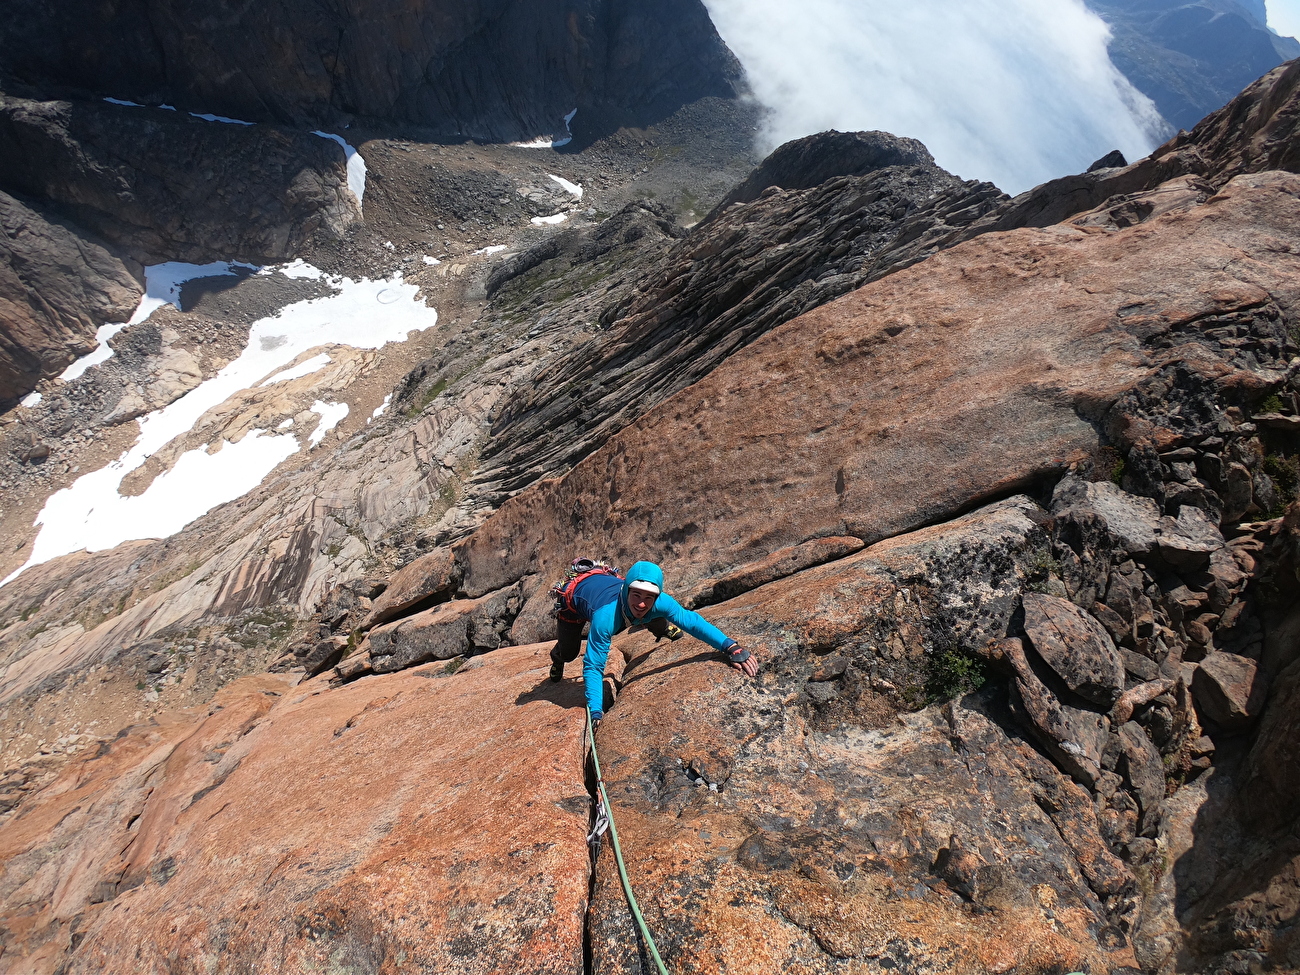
[587,707,670,975]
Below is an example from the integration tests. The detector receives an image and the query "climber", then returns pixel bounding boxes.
[548,559,759,728]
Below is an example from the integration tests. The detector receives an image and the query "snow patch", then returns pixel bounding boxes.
[133,261,258,322]
[274,259,327,280]
[370,394,392,422]
[474,245,508,256]
[190,112,254,126]
[4,265,439,588]
[278,418,294,429]
[531,213,569,226]
[309,400,349,446]
[511,108,578,149]
[259,353,332,387]
[422,255,440,266]
[548,174,584,198]
[104,97,143,107]
[20,392,41,408]
[59,323,131,382]
[312,131,368,210]
[15,432,301,570]
[59,261,254,382]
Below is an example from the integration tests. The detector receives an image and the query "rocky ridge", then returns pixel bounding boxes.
[300,103,1300,973]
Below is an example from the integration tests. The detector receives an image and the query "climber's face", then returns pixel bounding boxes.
[627,588,656,619]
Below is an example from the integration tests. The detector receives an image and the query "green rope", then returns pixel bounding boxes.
[587,707,670,975]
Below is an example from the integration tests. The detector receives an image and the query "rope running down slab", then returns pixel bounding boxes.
[587,707,670,975]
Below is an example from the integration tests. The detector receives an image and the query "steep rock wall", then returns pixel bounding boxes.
[0,94,361,265]
[0,191,141,407]
[0,0,742,141]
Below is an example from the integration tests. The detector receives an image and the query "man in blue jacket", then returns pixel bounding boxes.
[549,560,759,727]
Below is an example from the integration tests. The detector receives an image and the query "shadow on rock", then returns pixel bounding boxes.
[621,649,722,687]
[514,676,587,709]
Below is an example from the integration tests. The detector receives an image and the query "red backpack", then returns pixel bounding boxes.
[550,558,620,623]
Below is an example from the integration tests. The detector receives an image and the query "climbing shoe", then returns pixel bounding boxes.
[549,654,565,683]
[659,623,684,642]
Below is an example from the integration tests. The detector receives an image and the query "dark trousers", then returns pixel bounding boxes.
[550,616,672,664]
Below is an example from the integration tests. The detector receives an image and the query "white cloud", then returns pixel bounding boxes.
[702,0,1168,194]
[1267,0,1300,39]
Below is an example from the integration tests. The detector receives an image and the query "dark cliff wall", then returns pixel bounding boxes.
[0,0,742,141]
[1086,0,1300,131]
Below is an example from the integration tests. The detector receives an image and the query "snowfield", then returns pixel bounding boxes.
[3,265,438,587]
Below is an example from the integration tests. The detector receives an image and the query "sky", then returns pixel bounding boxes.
[700,0,1171,194]
[1267,0,1300,38]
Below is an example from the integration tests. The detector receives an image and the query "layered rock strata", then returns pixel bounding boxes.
[472,131,1007,499]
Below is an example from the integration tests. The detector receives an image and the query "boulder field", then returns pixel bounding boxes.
[3,59,1300,975]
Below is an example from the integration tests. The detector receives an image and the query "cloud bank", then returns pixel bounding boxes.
[701,0,1168,194]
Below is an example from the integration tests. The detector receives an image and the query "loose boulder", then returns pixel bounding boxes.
[368,585,522,673]
[1005,636,1110,787]
[1192,652,1270,729]
[1155,506,1224,572]
[1052,476,1162,558]
[1022,593,1125,707]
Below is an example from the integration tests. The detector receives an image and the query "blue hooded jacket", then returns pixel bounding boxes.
[575,560,736,715]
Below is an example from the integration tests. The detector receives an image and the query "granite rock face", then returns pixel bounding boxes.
[457,170,1300,622]
[0,190,141,406]
[0,0,741,142]
[0,648,592,975]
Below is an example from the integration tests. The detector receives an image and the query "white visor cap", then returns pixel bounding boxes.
[627,580,661,595]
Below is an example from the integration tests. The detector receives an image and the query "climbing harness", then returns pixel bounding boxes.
[586,707,670,975]
[551,558,620,623]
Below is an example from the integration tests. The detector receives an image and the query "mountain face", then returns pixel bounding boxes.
[2,57,1299,974]
[1086,0,1300,131]
[0,0,742,142]
[1,1,1300,971]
